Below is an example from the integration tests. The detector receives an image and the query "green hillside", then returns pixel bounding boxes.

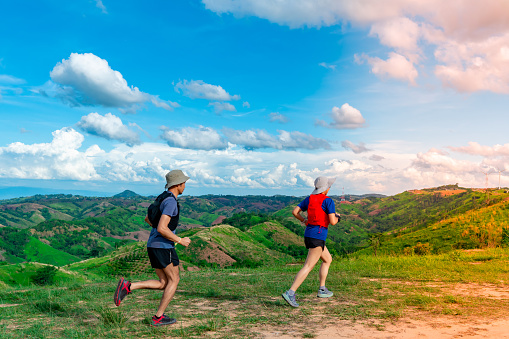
[365,197,509,255]
[0,194,302,265]
[64,219,303,281]
[2,187,509,268]
[0,262,89,288]
[24,237,81,266]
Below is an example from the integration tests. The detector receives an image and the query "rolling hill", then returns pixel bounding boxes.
[1,185,509,273]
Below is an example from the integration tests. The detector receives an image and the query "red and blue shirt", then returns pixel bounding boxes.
[298,194,336,241]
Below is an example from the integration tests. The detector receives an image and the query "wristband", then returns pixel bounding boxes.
[177,237,182,244]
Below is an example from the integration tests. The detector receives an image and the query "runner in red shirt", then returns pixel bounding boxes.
[282,176,340,307]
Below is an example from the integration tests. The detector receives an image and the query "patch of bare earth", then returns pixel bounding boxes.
[311,317,509,339]
[251,279,509,338]
[111,230,151,242]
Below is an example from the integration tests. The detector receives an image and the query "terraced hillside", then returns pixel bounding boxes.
[0,193,301,265]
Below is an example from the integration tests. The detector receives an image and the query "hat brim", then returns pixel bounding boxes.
[311,177,336,195]
[165,175,190,189]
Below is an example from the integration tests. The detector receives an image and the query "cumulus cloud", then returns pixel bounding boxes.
[160,126,228,150]
[243,101,250,108]
[434,33,509,93]
[408,148,477,172]
[174,79,240,101]
[316,103,366,129]
[209,101,236,113]
[0,127,99,180]
[449,142,509,157]
[47,53,176,111]
[4,127,509,193]
[341,140,371,154]
[370,17,421,53]
[357,52,418,85]
[203,0,509,93]
[223,128,331,150]
[77,112,141,145]
[402,148,486,189]
[269,112,289,123]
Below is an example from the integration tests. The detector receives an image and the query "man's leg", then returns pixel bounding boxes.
[318,246,332,287]
[154,263,180,318]
[114,269,168,306]
[130,268,168,290]
[289,246,323,292]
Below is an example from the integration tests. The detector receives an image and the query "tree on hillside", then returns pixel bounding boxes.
[369,233,383,256]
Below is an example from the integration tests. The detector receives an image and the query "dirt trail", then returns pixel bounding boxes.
[258,280,509,339]
[314,318,509,338]
[261,317,509,338]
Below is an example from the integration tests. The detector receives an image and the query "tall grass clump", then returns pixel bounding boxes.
[95,306,129,327]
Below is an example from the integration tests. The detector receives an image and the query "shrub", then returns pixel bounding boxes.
[413,242,432,255]
[31,265,58,286]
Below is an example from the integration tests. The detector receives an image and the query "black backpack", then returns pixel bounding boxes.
[147,191,173,228]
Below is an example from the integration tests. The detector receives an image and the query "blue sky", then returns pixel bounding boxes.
[1,0,509,197]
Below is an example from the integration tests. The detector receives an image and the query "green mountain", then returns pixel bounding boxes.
[64,219,305,281]
[113,190,142,198]
[365,195,509,255]
[2,186,509,270]
[0,194,302,266]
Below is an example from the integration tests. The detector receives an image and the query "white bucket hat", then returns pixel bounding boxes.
[311,176,336,195]
[165,170,190,189]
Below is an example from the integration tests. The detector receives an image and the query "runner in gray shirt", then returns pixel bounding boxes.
[113,170,192,326]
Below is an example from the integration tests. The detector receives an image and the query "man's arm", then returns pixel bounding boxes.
[328,213,340,226]
[292,206,307,224]
[157,214,191,247]
[145,215,152,227]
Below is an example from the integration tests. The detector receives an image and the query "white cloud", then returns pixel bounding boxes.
[370,17,421,54]
[433,33,509,93]
[369,154,385,161]
[209,101,236,113]
[402,149,482,189]
[0,127,99,181]
[0,74,25,85]
[223,128,331,150]
[341,140,371,154]
[151,97,180,110]
[269,112,289,123]
[203,0,509,93]
[357,52,418,85]
[174,79,240,101]
[4,126,509,194]
[316,103,366,129]
[48,53,176,111]
[77,112,141,145]
[160,126,228,150]
[409,148,477,173]
[319,62,336,70]
[243,101,250,108]
[95,0,108,13]
[449,142,509,157]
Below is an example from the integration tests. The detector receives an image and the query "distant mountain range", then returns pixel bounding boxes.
[0,186,113,200]
[2,184,509,271]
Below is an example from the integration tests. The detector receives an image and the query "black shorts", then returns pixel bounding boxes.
[147,247,179,269]
[304,237,325,250]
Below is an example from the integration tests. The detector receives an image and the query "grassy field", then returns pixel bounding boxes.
[1,248,509,338]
